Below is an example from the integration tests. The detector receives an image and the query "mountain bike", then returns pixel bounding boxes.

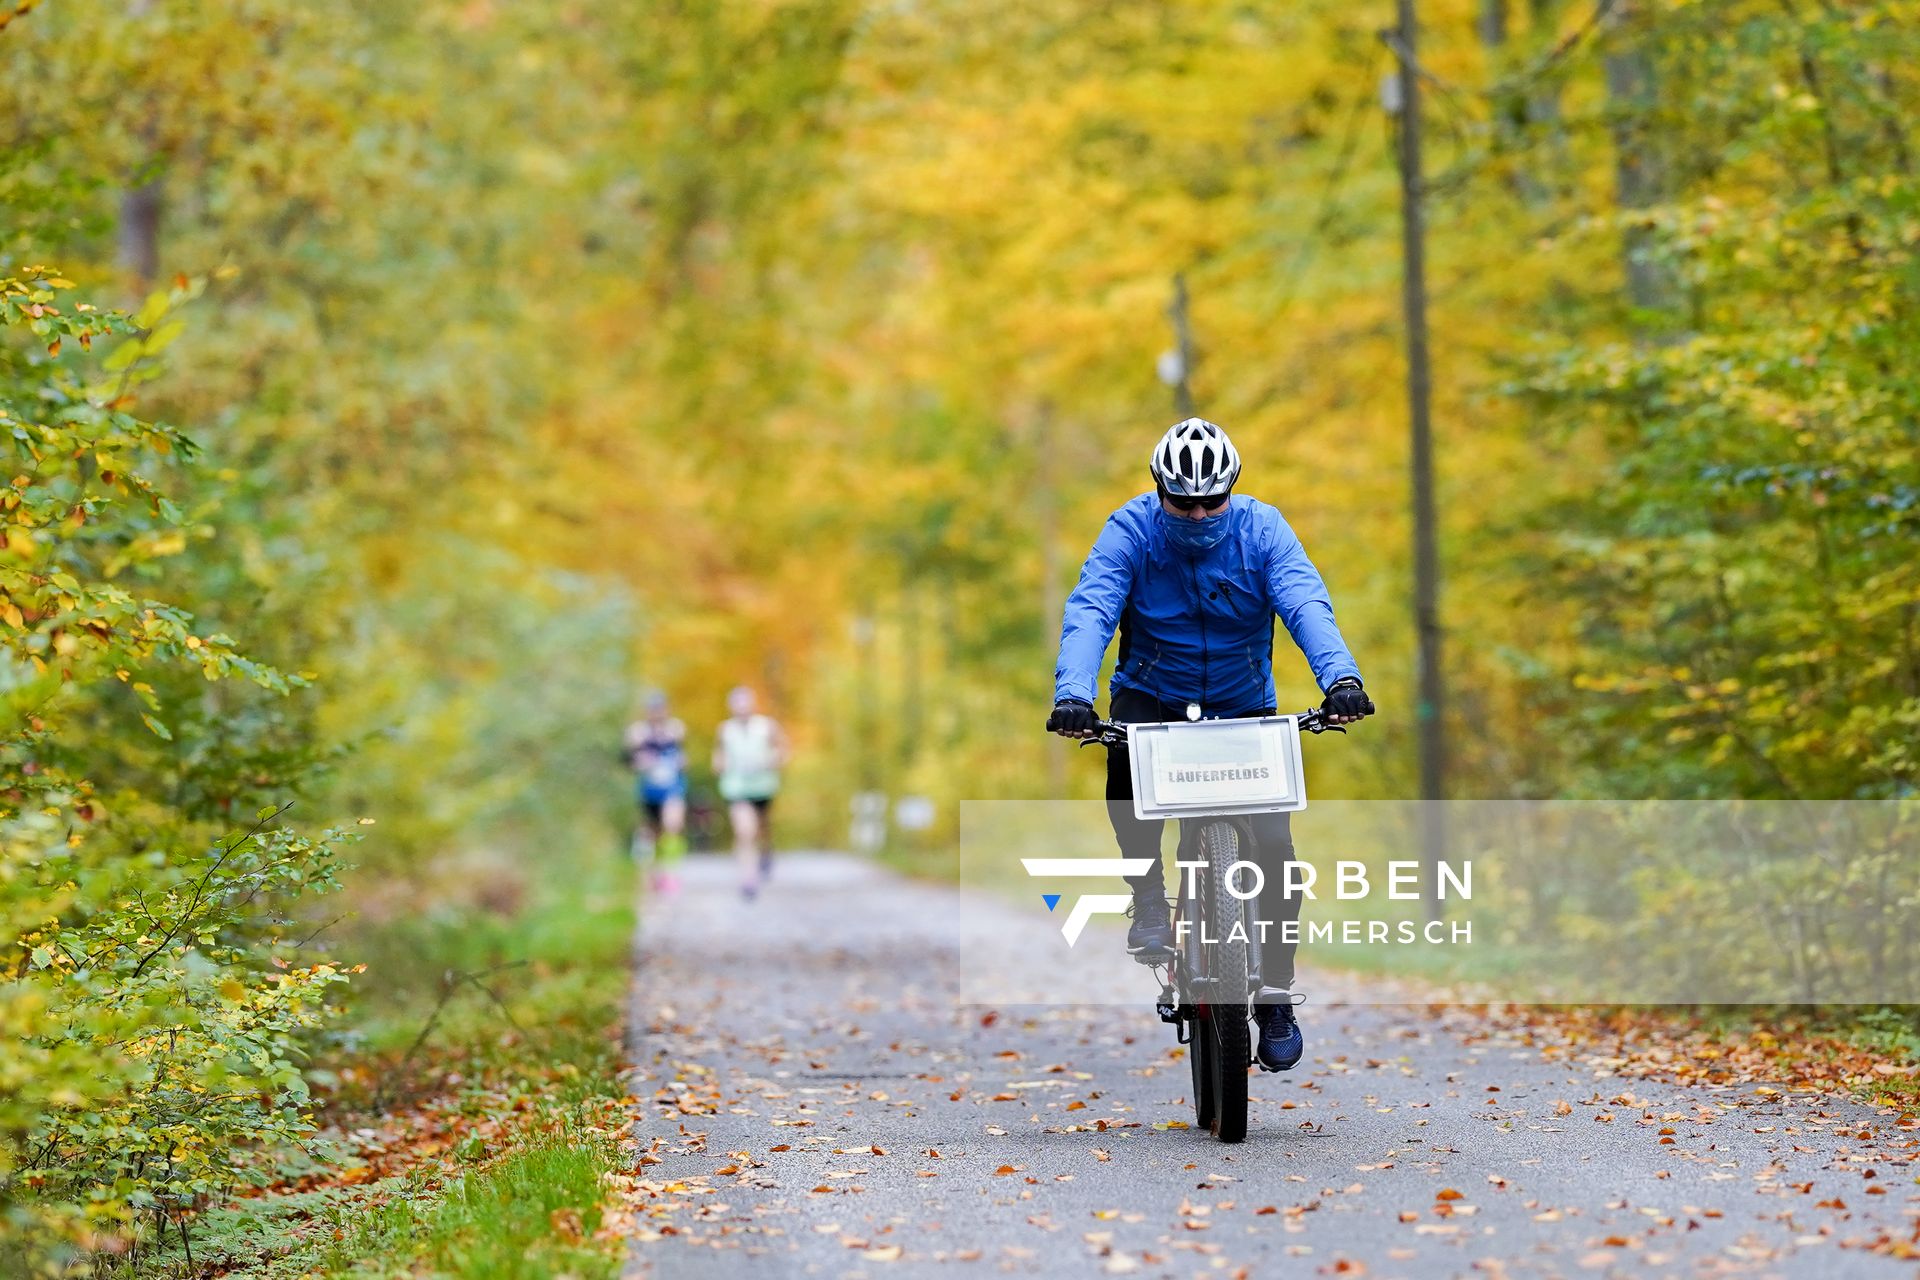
[1080,707,1345,1143]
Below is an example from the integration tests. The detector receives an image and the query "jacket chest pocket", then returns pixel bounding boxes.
[1206,576,1256,622]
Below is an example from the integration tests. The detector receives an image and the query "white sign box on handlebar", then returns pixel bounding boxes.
[1126,716,1308,820]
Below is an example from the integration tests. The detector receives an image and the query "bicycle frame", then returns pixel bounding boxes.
[1074,705,1346,1142]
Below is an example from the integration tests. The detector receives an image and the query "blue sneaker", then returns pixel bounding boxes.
[1254,996,1304,1072]
[1125,892,1174,960]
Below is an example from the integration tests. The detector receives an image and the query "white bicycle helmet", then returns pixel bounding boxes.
[1149,417,1241,497]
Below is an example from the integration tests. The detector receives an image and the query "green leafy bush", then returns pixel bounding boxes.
[0,269,352,1272]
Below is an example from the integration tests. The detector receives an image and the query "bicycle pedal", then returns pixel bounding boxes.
[1129,947,1173,965]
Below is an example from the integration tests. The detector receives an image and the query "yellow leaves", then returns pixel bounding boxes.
[0,1,43,34]
[131,291,171,330]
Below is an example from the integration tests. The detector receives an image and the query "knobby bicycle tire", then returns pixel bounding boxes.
[1197,820,1250,1143]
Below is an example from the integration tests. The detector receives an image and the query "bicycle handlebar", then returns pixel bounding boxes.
[1073,707,1349,748]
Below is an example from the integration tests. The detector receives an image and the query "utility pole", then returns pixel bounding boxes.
[1160,274,1197,418]
[1036,402,1067,793]
[1385,0,1446,919]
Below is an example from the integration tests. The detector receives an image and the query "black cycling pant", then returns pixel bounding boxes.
[1104,687,1303,990]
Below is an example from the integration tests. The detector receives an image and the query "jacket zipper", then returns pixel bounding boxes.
[1187,559,1209,710]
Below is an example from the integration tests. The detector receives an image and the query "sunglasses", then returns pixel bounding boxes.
[1162,490,1231,513]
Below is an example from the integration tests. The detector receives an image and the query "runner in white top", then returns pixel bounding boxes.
[713,684,789,901]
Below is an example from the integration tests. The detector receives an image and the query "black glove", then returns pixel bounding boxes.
[1321,678,1374,722]
[1047,698,1097,736]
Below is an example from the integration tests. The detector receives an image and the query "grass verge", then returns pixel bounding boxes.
[121,849,636,1278]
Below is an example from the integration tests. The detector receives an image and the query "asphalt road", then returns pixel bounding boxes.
[619,852,1918,1278]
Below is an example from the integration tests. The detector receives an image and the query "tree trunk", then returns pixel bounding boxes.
[119,181,161,289]
[1603,1,1677,314]
[1523,0,1569,194]
[1479,0,1507,47]
[119,0,160,291]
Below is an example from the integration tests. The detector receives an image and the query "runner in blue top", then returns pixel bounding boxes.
[1046,418,1375,1072]
[625,689,689,897]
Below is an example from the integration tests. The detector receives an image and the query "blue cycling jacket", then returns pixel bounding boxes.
[1053,492,1361,715]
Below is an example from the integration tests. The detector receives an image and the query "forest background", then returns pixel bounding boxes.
[2,0,1915,1273]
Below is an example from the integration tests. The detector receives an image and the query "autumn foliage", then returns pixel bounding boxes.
[0,0,1917,1273]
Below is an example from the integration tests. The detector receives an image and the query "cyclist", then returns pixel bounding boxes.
[714,684,788,901]
[625,689,690,897]
[1046,418,1374,1073]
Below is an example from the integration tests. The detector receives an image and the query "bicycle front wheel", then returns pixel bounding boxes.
[1188,1004,1217,1131]
[1196,820,1250,1143]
